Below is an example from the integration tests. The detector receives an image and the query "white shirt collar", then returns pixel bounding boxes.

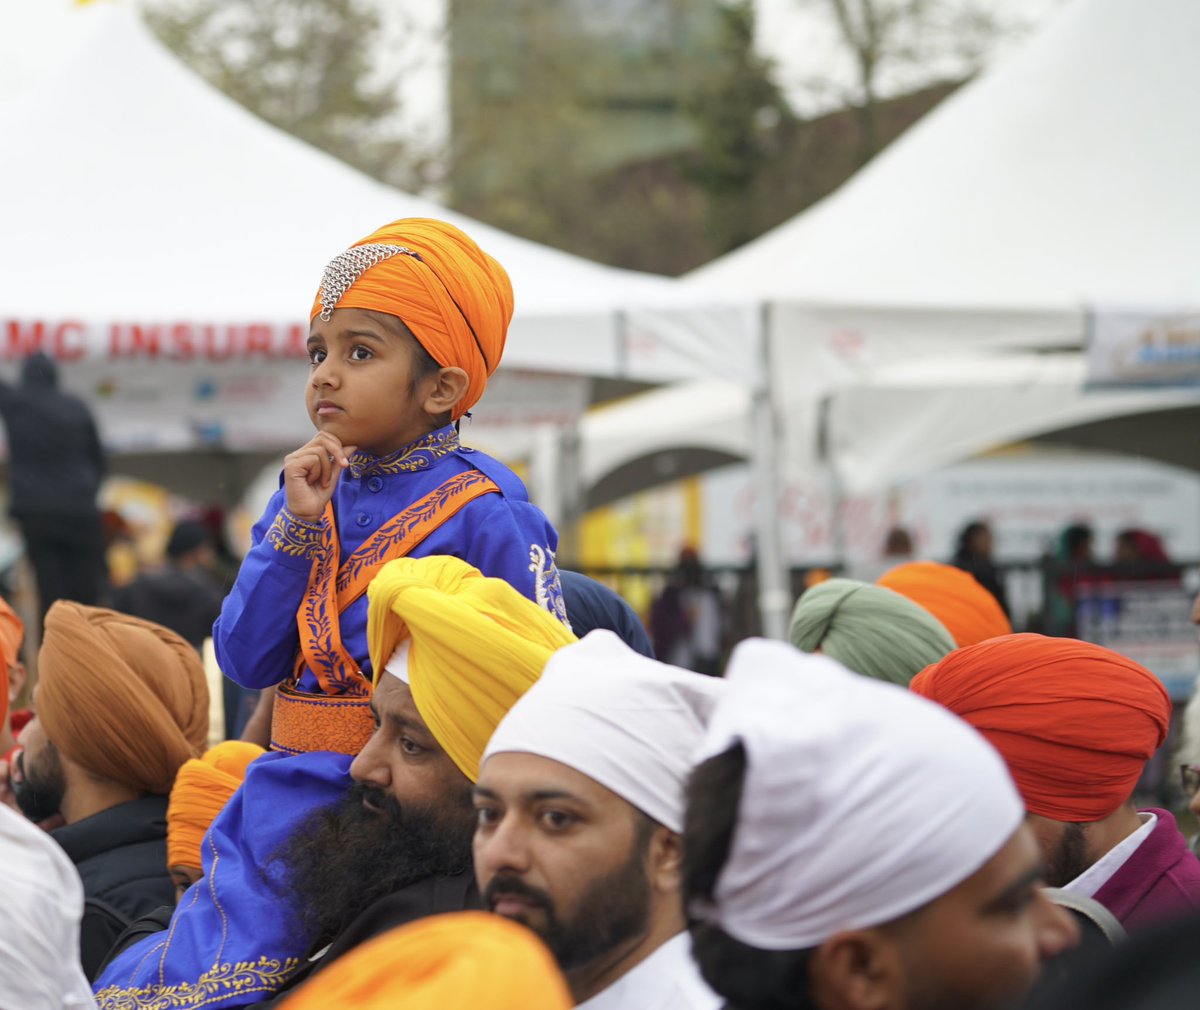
[1065,811,1157,898]
[577,932,722,1010]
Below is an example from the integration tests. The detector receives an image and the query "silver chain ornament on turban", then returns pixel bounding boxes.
[318,244,421,321]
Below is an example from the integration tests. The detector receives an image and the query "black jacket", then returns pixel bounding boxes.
[0,352,105,519]
[52,794,176,980]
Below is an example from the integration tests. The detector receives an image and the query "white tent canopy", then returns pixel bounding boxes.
[0,5,741,454]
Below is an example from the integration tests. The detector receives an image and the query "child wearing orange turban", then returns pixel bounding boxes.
[912,633,1200,931]
[214,217,567,757]
[878,560,1012,647]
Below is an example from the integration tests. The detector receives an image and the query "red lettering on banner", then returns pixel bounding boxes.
[201,324,236,361]
[170,323,196,360]
[4,320,49,358]
[127,324,163,358]
[284,323,308,359]
[54,321,87,361]
[244,324,272,358]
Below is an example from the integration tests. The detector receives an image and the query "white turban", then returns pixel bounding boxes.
[695,638,1024,951]
[483,630,725,833]
[0,806,95,1009]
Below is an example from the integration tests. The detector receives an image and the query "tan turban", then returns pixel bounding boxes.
[37,603,209,795]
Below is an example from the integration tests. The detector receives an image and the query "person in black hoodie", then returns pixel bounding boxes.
[0,352,107,625]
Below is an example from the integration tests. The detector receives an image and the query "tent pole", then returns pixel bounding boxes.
[752,302,791,641]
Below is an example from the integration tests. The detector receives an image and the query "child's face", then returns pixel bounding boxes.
[306,308,438,456]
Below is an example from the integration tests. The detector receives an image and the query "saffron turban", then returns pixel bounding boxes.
[878,560,1012,647]
[485,630,725,832]
[37,603,209,795]
[911,633,1171,821]
[167,741,265,870]
[693,639,1023,950]
[367,556,576,782]
[310,218,514,419]
[278,912,572,1010]
[789,578,956,685]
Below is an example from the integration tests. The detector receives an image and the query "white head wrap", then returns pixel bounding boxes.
[694,638,1024,951]
[483,630,725,833]
[0,805,95,1009]
[383,638,412,685]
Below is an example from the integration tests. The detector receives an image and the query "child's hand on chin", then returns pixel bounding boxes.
[284,432,359,522]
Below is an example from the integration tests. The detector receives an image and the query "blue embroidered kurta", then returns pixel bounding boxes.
[214,424,565,693]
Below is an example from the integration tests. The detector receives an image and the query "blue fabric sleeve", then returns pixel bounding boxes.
[213,488,319,689]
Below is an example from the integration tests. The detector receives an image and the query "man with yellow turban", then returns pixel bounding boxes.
[95,556,575,1009]
[166,740,264,898]
[215,217,566,758]
[913,634,1200,933]
[278,912,572,1010]
[12,602,207,980]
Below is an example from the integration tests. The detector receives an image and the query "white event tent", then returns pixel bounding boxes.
[0,4,738,461]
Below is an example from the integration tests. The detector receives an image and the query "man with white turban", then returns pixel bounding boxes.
[683,639,1079,1010]
[474,630,723,1008]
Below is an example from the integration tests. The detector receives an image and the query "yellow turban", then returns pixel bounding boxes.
[310,219,514,419]
[367,556,576,782]
[37,603,209,795]
[278,912,572,1010]
[167,741,265,870]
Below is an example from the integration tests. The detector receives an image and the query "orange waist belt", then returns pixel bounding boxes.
[270,684,375,756]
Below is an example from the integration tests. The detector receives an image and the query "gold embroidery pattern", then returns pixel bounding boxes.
[347,427,460,479]
[265,509,326,559]
[94,956,300,1010]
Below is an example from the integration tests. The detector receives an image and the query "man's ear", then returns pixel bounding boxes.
[809,929,903,1010]
[423,367,469,417]
[648,826,684,894]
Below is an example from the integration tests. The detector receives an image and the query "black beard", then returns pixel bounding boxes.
[14,744,65,824]
[483,829,652,972]
[1042,822,1090,889]
[275,780,474,948]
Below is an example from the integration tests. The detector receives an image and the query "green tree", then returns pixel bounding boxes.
[142,0,433,190]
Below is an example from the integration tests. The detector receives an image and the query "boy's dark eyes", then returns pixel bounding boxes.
[349,346,373,361]
[307,347,326,365]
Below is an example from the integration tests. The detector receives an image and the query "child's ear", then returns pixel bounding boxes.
[423,366,469,417]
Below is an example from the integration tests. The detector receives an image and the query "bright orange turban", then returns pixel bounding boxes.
[278,912,572,1010]
[167,741,264,870]
[37,603,209,795]
[878,561,1012,647]
[310,218,513,419]
[911,633,1171,821]
[0,595,18,731]
[367,556,576,782]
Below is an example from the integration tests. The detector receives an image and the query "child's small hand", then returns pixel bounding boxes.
[283,433,359,522]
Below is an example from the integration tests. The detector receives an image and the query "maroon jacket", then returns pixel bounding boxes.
[1093,808,1200,932]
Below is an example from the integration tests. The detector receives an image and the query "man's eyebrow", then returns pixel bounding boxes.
[982,864,1044,913]
[385,711,433,740]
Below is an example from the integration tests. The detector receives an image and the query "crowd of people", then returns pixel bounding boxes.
[1,216,1199,1010]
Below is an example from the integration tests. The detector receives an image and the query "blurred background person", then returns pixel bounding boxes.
[951,519,1009,615]
[1044,522,1097,637]
[1114,527,1177,581]
[650,546,724,675]
[0,353,107,628]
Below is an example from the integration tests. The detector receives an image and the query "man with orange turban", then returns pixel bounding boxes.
[912,633,1200,932]
[215,217,566,758]
[279,912,572,1010]
[13,602,208,979]
[96,556,575,1009]
[878,560,1012,647]
[166,740,264,898]
[0,593,32,763]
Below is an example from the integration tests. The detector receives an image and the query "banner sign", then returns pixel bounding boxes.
[1076,583,1199,700]
[1086,311,1200,386]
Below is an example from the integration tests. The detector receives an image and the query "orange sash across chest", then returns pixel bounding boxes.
[293,468,499,697]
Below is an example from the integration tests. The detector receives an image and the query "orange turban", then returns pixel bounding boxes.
[167,741,264,870]
[310,218,513,419]
[878,561,1012,647]
[37,603,209,795]
[278,912,572,1010]
[0,595,18,731]
[911,633,1171,821]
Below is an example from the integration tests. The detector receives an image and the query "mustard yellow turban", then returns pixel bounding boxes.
[37,603,209,795]
[367,556,576,782]
[278,912,572,1010]
[167,741,265,870]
